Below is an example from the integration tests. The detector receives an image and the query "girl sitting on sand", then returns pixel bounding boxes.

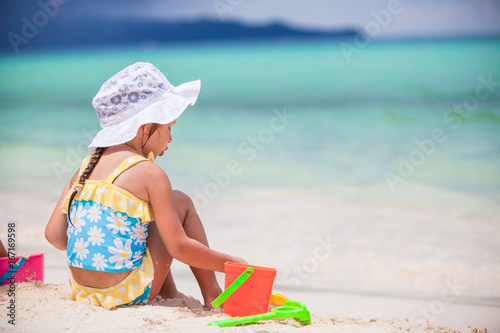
[45,62,247,309]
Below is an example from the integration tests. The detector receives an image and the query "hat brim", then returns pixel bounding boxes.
[88,80,200,152]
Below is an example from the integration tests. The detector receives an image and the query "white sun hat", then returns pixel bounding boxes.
[88,62,200,152]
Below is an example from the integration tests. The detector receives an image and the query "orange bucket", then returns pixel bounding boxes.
[223,262,277,317]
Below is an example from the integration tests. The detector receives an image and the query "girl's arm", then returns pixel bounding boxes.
[45,171,77,251]
[146,165,245,272]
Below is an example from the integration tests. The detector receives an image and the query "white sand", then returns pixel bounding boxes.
[0,189,498,332]
[0,281,471,333]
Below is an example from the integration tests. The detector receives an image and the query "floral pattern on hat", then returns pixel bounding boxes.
[88,62,200,152]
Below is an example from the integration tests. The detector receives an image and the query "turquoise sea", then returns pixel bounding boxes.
[1,39,500,300]
[1,39,499,212]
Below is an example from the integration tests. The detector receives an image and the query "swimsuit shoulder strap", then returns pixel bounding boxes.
[104,155,150,184]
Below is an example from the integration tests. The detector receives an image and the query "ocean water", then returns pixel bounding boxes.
[1,39,500,300]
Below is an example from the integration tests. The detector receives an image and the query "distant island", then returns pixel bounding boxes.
[1,17,361,53]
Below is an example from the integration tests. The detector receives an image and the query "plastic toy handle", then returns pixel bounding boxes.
[207,311,277,327]
[0,256,28,285]
[211,266,254,308]
[207,300,312,327]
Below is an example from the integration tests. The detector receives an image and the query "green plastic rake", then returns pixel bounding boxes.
[207,299,311,327]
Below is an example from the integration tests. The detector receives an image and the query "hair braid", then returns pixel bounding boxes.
[67,147,105,227]
[78,147,105,186]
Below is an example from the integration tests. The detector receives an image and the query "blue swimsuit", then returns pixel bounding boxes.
[62,155,156,308]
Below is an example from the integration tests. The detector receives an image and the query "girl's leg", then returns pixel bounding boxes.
[146,220,175,301]
[172,190,222,308]
[146,190,222,307]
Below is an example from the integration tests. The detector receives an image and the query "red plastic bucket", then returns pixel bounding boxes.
[223,262,277,317]
[0,253,44,286]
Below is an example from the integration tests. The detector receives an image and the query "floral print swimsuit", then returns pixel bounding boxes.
[62,155,155,309]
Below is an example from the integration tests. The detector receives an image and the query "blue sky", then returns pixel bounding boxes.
[67,0,500,38]
[2,0,500,41]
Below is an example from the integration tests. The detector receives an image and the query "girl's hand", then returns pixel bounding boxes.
[230,256,249,265]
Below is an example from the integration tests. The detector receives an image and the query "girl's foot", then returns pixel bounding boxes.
[160,288,197,302]
[201,285,222,310]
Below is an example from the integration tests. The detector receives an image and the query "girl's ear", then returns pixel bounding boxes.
[142,123,154,136]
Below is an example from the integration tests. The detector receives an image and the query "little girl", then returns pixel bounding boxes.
[45,62,247,309]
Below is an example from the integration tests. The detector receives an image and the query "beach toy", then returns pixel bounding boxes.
[269,291,288,306]
[207,299,311,327]
[0,253,44,286]
[212,262,277,317]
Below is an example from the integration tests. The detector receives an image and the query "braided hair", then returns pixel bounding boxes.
[67,147,105,227]
[66,123,162,226]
